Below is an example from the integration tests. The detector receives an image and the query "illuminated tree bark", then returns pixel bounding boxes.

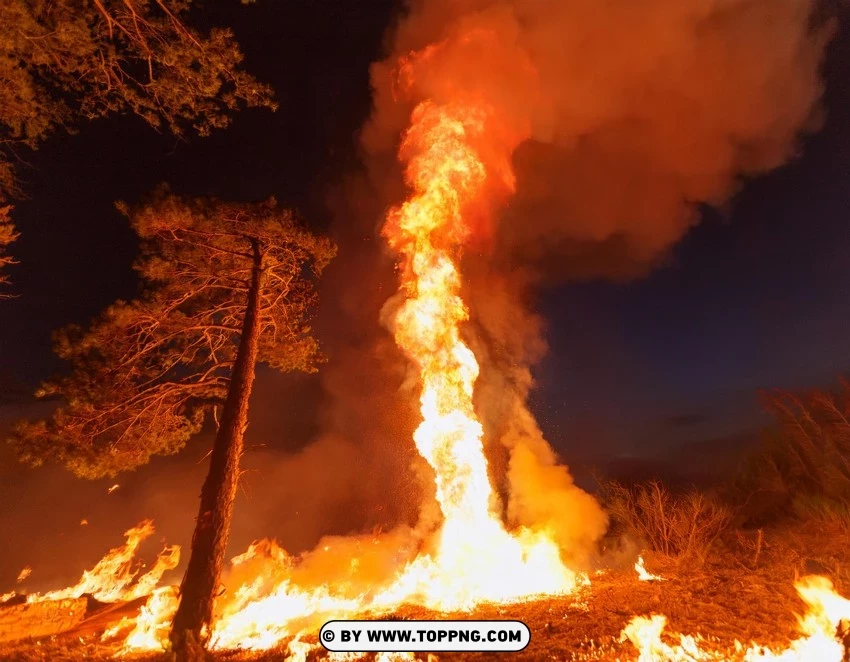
[170,241,263,656]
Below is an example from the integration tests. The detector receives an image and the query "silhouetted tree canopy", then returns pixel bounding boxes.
[0,0,277,292]
[12,191,335,477]
[0,206,18,297]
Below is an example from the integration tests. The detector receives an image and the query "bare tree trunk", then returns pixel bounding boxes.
[169,242,264,659]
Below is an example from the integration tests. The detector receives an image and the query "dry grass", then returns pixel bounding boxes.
[736,380,850,530]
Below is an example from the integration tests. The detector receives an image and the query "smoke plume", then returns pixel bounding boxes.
[365,0,833,276]
[353,0,834,563]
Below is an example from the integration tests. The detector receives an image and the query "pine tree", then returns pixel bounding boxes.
[0,0,276,292]
[12,190,335,654]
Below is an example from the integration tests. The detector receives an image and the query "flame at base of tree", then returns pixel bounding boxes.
[5,519,844,660]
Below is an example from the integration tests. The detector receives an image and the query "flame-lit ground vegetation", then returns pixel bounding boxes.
[4,377,849,660]
[1,516,849,661]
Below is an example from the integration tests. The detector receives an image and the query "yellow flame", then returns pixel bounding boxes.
[120,586,179,653]
[376,100,578,608]
[25,520,179,604]
[622,575,850,661]
[635,556,665,582]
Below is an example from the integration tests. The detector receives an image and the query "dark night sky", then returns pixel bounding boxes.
[535,24,850,461]
[1,0,849,467]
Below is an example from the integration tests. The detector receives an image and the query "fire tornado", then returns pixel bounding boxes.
[378,99,578,608]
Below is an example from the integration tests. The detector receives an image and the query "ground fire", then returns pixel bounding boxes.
[2,521,850,659]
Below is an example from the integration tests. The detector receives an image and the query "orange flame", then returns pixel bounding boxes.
[377,99,578,608]
[26,520,179,604]
[622,575,850,661]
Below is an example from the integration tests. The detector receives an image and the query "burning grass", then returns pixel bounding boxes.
[2,519,848,661]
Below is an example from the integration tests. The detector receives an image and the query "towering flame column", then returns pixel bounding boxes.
[383,101,492,534]
[382,101,578,608]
